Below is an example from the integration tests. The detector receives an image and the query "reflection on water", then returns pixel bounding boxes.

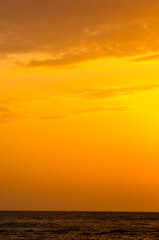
[0,211,159,239]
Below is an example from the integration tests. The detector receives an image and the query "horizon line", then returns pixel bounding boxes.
[0,210,159,213]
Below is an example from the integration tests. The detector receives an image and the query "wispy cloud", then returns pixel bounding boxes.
[0,97,33,123]
[40,114,66,120]
[0,106,18,123]
[24,51,103,68]
[74,85,159,99]
[0,84,158,123]
[73,106,130,114]
[131,54,159,62]
[0,106,11,112]
[40,106,130,121]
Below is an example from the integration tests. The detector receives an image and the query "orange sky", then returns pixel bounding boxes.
[0,0,159,211]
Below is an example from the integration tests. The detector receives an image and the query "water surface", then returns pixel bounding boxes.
[0,211,159,239]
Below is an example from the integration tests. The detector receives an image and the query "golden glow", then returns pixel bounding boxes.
[0,0,159,211]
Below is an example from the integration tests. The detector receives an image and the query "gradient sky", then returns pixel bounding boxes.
[0,0,159,211]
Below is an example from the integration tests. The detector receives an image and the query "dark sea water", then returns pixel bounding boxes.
[0,211,159,239]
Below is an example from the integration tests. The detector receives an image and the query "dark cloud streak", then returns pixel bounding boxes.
[74,85,159,99]
[40,106,130,121]
[131,54,159,62]
[0,106,16,123]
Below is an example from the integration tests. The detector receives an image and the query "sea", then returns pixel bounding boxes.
[0,211,159,239]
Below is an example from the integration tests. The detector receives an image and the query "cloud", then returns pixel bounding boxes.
[0,98,32,123]
[0,106,11,112]
[40,114,66,120]
[131,54,159,62]
[0,0,159,67]
[73,106,130,115]
[0,84,158,124]
[24,50,104,68]
[40,106,130,121]
[75,85,159,99]
[0,106,17,123]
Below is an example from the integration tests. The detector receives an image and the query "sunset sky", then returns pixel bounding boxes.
[0,0,159,211]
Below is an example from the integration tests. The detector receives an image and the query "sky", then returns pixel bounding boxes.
[0,0,159,211]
